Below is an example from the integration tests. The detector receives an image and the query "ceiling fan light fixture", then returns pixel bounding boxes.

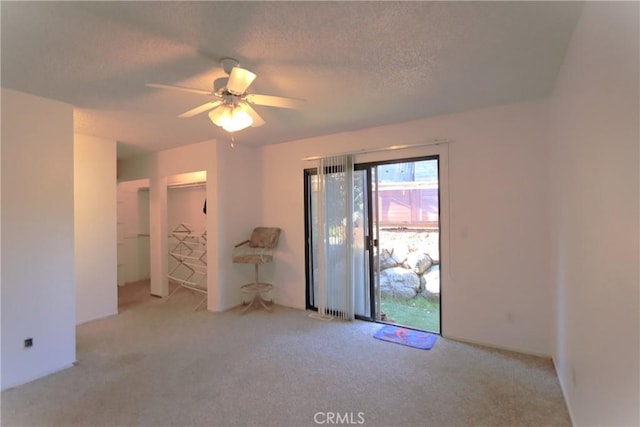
[227,67,256,95]
[150,56,303,129]
[208,105,227,127]
[222,108,252,132]
[208,104,253,132]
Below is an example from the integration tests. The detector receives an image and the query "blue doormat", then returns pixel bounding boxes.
[373,325,438,350]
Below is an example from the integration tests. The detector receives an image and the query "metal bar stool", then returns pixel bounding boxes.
[232,227,281,314]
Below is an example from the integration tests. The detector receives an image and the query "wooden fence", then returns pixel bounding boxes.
[377,181,439,228]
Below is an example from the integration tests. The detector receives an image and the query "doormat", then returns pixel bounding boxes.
[373,325,438,350]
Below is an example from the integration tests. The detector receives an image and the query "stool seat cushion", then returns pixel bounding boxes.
[232,243,274,264]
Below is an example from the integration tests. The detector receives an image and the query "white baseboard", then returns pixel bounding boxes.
[443,333,551,358]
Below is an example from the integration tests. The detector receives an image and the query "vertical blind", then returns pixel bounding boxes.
[316,155,355,320]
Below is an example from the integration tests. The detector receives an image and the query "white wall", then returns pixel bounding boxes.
[549,3,639,426]
[1,89,76,390]
[167,185,206,232]
[215,142,261,309]
[118,140,260,311]
[261,100,552,356]
[0,88,3,388]
[74,134,118,325]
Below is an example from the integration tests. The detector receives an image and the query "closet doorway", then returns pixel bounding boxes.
[117,178,151,311]
[166,172,207,308]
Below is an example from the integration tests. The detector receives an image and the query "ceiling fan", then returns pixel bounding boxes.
[146,58,305,132]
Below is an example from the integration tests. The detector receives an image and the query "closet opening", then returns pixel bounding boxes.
[166,171,208,310]
[117,178,151,312]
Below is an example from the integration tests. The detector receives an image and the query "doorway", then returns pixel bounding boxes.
[305,156,441,333]
[116,178,151,312]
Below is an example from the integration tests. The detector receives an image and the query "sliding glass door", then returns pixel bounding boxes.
[305,156,441,332]
[374,158,441,333]
[304,168,372,319]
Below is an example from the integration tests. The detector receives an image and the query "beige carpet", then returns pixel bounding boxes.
[1,281,571,426]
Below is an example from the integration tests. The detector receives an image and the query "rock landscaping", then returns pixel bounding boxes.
[378,229,440,300]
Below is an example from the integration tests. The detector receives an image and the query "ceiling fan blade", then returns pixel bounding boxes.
[241,103,265,127]
[245,93,305,109]
[146,83,213,96]
[227,67,256,95]
[178,101,222,118]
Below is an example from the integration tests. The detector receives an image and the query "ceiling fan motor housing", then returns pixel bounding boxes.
[222,93,242,107]
[213,77,229,94]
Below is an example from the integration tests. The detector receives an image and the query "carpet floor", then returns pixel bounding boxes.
[1,281,571,426]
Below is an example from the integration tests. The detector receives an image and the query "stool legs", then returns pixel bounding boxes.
[240,264,273,314]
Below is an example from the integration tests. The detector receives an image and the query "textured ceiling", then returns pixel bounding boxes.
[1,1,583,158]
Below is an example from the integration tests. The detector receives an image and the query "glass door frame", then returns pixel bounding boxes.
[303,168,317,311]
